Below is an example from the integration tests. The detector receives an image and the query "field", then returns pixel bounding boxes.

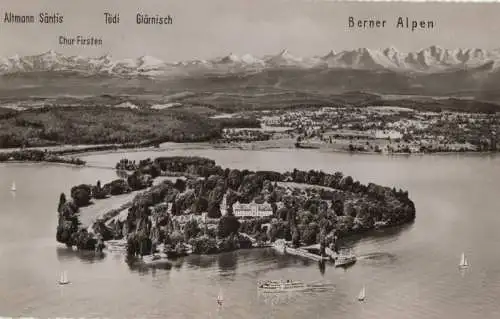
[0,72,498,149]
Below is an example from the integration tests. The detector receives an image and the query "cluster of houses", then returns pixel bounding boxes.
[258,106,498,152]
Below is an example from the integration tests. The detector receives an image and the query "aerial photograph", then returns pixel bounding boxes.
[0,1,499,318]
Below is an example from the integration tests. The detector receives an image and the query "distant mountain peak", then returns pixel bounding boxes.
[383,46,399,54]
[218,52,239,63]
[323,50,336,59]
[1,46,500,76]
[41,49,57,56]
[279,49,289,56]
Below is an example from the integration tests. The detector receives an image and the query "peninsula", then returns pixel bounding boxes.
[56,156,416,257]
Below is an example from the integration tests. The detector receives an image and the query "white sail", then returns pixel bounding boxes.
[217,289,223,305]
[11,182,16,192]
[459,253,469,267]
[59,271,69,284]
[358,286,366,301]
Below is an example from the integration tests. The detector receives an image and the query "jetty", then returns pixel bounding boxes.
[239,232,257,246]
[239,232,273,248]
[273,240,331,262]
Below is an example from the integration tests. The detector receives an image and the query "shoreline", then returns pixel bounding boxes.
[75,142,500,159]
[1,141,497,168]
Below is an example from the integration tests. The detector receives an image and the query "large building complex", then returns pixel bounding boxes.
[220,194,273,218]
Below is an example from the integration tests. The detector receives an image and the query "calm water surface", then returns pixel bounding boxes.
[1,149,500,319]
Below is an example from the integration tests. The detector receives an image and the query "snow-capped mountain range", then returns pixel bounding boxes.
[2,46,500,76]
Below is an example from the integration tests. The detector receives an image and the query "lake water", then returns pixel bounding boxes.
[1,148,500,319]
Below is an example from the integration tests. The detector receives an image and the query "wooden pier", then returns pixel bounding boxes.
[273,240,331,262]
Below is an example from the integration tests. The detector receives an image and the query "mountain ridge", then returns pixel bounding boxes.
[2,46,500,77]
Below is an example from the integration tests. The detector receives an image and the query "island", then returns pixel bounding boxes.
[0,148,86,165]
[56,156,416,260]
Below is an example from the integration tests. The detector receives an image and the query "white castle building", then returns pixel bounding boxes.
[220,194,273,218]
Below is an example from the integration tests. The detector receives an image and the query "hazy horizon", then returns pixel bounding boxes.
[1,0,500,61]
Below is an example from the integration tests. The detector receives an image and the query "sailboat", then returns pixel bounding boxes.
[357,286,366,302]
[58,271,70,285]
[216,289,223,306]
[459,252,469,269]
[10,181,16,192]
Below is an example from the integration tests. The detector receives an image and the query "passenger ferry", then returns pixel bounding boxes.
[257,279,307,293]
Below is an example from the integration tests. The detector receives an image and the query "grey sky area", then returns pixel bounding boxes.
[1,0,499,60]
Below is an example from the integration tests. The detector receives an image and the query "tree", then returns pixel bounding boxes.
[189,235,219,254]
[207,202,221,218]
[184,219,201,241]
[105,179,131,195]
[292,229,301,247]
[70,184,91,207]
[227,169,242,190]
[309,203,318,215]
[140,162,161,178]
[127,172,150,191]
[57,193,66,213]
[192,197,209,214]
[301,222,319,245]
[218,215,240,238]
[174,179,187,193]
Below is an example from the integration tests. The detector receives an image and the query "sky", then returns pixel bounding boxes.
[1,0,500,61]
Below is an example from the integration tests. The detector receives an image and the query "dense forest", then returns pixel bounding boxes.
[0,106,227,148]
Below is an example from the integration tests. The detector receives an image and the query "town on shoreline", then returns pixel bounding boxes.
[221,106,498,154]
[55,156,416,265]
[1,99,498,159]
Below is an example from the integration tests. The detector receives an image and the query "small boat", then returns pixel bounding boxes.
[358,286,366,301]
[258,279,307,293]
[272,239,288,254]
[139,253,172,267]
[335,249,357,267]
[10,181,16,192]
[459,252,469,269]
[217,289,224,306]
[165,243,191,259]
[58,271,70,285]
